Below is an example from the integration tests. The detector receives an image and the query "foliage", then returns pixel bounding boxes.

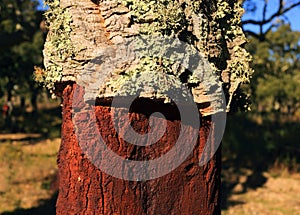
[224,0,300,172]
[247,24,300,120]
[223,114,300,172]
[0,0,45,109]
[0,0,40,50]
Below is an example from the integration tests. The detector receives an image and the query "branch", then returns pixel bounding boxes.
[243,30,261,40]
[260,0,268,36]
[264,23,281,35]
[242,1,300,26]
[262,0,268,22]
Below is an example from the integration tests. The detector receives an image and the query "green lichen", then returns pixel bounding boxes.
[34,0,74,92]
[102,56,193,103]
[107,56,174,85]
[112,0,253,111]
[99,35,220,106]
[214,0,253,110]
[121,0,186,35]
[95,1,210,101]
[36,0,253,112]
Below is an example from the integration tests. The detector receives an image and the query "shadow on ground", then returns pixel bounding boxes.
[2,192,57,215]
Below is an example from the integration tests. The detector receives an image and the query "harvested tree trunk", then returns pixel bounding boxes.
[39,0,252,214]
[57,83,221,214]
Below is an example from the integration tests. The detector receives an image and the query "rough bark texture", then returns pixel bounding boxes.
[39,0,252,214]
[41,0,252,112]
[57,83,221,214]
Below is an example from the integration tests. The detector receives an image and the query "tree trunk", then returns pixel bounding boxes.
[57,83,221,214]
[41,0,251,214]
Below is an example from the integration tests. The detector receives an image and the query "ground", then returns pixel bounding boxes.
[223,172,300,215]
[0,135,59,214]
[0,134,299,214]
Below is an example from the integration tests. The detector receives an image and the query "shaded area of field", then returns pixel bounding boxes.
[221,113,300,213]
[1,193,57,215]
[0,103,62,139]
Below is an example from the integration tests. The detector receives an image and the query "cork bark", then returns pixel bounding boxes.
[42,0,251,214]
[43,0,251,113]
[56,83,221,214]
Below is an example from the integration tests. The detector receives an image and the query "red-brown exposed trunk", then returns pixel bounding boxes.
[56,83,221,214]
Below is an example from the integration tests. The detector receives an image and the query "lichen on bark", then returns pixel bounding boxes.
[38,0,253,113]
[35,0,75,93]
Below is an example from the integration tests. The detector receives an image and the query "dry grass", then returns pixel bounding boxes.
[0,137,60,213]
[222,172,300,215]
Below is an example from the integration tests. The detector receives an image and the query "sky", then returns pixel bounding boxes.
[37,0,47,10]
[37,0,300,31]
[242,0,300,32]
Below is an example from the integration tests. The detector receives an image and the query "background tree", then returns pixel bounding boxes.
[248,24,300,120]
[241,0,300,124]
[221,0,300,188]
[0,0,45,111]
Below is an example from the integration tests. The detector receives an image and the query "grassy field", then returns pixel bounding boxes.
[0,103,61,214]
[0,137,59,214]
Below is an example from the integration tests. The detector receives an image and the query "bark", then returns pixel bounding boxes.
[42,0,251,214]
[57,83,221,214]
